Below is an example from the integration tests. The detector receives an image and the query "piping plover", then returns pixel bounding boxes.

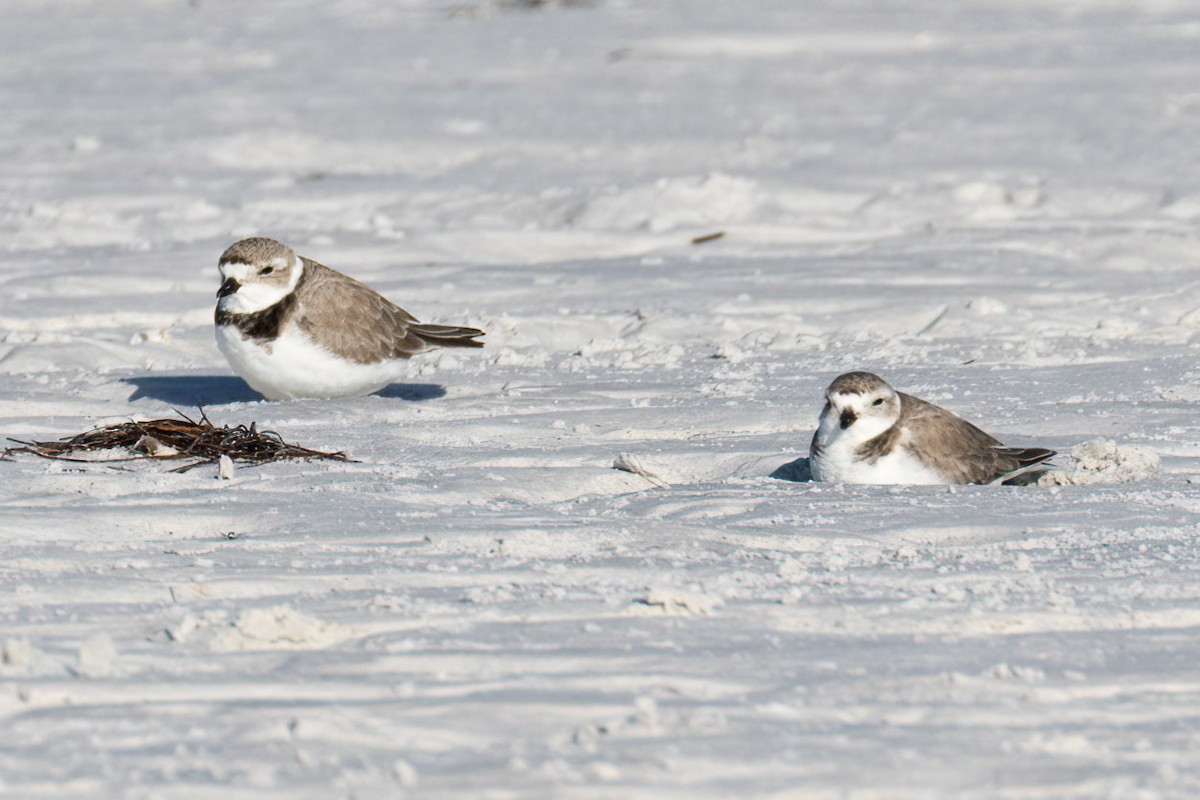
[809,371,1054,485]
[214,238,484,400]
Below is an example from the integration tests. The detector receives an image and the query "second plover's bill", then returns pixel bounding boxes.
[214,238,484,400]
[808,371,1055,485]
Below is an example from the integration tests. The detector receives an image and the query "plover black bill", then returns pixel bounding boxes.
[214,237,484,400]
[808,371,1054,485]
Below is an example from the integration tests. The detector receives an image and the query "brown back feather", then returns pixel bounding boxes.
[892,392,1052,484]
[293,259,482,364]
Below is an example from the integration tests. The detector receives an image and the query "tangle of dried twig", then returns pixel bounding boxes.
[3,409,353,473]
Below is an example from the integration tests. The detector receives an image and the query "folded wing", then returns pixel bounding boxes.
[296,259,484,363]
[898,393,1055,484]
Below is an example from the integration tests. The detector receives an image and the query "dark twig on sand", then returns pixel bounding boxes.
[691,231,725,245]
[3,410,353,473]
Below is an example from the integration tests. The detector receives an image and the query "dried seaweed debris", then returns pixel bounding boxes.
[3,410,353,473]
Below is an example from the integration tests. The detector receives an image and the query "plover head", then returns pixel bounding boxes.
[216,237,301,314]
[823,371,901,439]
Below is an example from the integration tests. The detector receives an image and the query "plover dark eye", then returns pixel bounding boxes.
[260,266,274,275]
[872,398,883,406]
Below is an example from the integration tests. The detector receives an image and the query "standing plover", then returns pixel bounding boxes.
[214,238,484,400]
[809,371,1054,485]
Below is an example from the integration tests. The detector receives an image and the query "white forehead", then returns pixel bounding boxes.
[218,261,256,281]
[830,390,862,405]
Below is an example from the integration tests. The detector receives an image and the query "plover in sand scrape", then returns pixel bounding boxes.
[809,371,1054,485]
[214,238,484,400]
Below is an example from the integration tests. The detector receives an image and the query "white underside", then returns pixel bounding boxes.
[811,422,948,485]
[215,324,409,400]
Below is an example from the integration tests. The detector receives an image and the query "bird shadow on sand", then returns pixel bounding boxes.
[376,383,448,401]
[123,375,447,406]
[769,456,813,483]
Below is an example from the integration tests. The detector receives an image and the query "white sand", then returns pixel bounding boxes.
[3,0,1200,797]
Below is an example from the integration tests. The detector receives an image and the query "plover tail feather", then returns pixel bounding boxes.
[409,323,485,349]
[988,447,1057,485]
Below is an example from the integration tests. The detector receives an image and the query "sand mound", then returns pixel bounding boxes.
[1039,439,1160,486]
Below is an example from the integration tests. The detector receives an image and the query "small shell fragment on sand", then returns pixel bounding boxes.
[134,435,178,458]
[613,452,669,488]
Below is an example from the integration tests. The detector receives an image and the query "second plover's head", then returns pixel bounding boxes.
[216,237,301,314]
[823,371,901,439]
